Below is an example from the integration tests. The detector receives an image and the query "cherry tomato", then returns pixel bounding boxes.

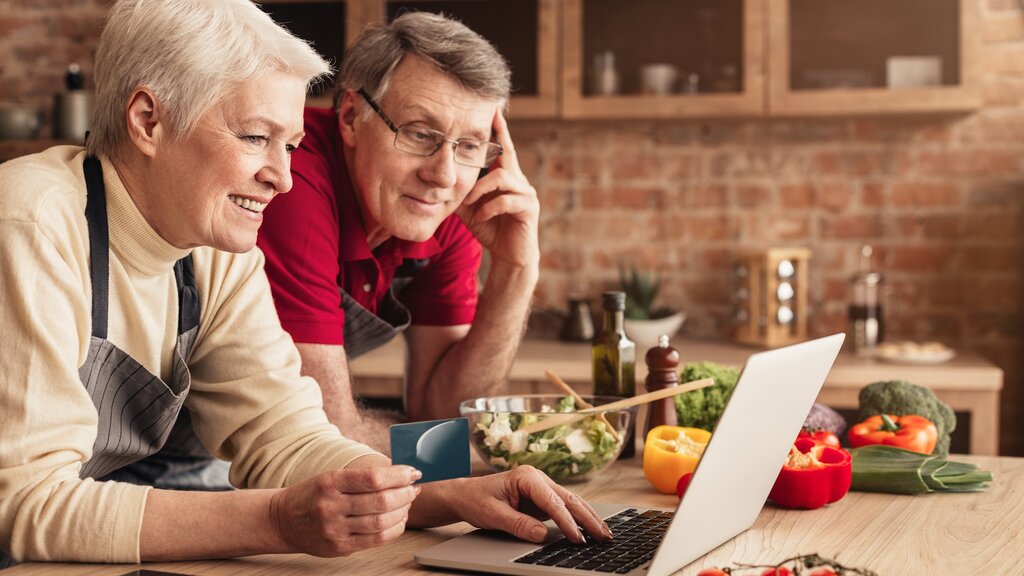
[760,568,794,576]
[696,569,729,576]
[798,429,841,448]
[808,569,838,576]
[675,472,693,499]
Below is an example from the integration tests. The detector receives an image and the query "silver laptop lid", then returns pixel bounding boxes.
[646,333,845,576]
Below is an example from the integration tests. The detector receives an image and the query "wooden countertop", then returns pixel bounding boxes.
[9,454,1022,575]
[351,337,1003,393]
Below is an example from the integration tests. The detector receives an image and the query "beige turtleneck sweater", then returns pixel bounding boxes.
[0,146,379,563]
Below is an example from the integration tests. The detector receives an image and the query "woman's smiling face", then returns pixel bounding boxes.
[147,69,308,252]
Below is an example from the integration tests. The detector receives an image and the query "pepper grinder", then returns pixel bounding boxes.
[644,334,680,435]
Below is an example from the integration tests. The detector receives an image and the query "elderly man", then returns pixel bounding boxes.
[0,0,607,567]
[257,12,540,452]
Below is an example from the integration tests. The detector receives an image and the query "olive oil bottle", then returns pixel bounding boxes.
[592,291,636,458]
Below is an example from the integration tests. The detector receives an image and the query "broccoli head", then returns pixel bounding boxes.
[675,361,740,431]
[857,380,956,457]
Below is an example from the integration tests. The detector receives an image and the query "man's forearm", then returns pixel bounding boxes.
[324,400,400,455]
[411,262,537,420]
[296,342,402,455]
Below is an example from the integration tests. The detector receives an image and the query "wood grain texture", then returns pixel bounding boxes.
[7,455,1021,575]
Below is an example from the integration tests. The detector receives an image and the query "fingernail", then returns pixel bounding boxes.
[411,468,422,481]
[603,522,613,538]
[530,525,547,542]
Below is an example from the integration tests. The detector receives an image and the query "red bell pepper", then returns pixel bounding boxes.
[768,437,851,510]
[798,428,840,448]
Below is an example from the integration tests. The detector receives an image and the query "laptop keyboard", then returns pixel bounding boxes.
[513,508,672,573]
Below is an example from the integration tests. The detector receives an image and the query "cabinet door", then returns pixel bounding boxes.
[767,0,981,116]
[561,0,765,119]
[259,1,351,108]
[380,0,559,118]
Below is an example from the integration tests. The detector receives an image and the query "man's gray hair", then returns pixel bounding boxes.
[88,0,331,158]
[335,11,511,112]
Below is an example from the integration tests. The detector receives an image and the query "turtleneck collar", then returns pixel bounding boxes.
[100,155,191,277]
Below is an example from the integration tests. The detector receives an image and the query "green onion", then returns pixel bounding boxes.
[850,445,993,495]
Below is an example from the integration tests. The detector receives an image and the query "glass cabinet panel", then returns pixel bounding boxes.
[562,0,765,119]
[258,1,347,100]
[768,0,980,116]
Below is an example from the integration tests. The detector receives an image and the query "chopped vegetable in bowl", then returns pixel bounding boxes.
[460,394,635,482]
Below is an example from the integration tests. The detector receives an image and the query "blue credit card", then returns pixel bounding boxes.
[389,417,471,484]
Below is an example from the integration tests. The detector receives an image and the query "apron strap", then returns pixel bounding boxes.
[175,256,200,335]
[82,155,199,339]
[83,155,110,340]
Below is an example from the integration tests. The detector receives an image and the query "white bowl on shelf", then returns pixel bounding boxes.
[624,311,686,353]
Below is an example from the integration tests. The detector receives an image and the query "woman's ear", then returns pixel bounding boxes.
[337,89,360,148]
[124,87,164,158]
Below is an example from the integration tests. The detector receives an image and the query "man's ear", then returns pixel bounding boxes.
[337,89,360,148]
[124,87,164,158]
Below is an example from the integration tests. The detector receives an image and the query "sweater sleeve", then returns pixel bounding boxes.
[0,178,150,563]
[184,246,379,490]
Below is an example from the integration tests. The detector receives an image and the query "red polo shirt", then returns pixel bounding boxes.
[257,107,481,346]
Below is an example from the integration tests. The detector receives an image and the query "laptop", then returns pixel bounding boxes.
[415,333,845,576]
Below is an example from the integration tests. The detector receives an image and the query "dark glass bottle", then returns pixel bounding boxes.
[593,291,636,458]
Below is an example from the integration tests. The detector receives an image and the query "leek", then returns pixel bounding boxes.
[850,445,993,495]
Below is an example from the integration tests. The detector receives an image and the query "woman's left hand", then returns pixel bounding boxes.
[410,466,612,544]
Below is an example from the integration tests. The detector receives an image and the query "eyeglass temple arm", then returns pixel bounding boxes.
[357,88,401,133]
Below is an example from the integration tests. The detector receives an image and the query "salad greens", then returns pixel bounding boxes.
[473,395,622,482]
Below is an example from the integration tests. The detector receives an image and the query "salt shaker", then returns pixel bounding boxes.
[644,335,680,435]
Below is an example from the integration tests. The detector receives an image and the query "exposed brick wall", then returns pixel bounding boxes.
[0,0,106,137]
[0,0,1021,455]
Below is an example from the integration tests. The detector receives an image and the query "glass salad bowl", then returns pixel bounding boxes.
[459,394,636,483]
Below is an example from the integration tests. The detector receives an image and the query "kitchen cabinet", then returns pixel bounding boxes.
[258,1,352,106]
[375,0,559,118]
[767,0,982,116]
[561,0,766,119]
[259,0,980,119]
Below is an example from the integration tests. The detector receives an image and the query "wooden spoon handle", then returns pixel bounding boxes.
[543,370,618,441]
[521,377,714,435]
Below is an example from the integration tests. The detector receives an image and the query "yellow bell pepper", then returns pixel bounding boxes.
[643,425,712,494]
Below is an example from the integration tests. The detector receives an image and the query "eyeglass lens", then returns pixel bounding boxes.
[395,125,499,168]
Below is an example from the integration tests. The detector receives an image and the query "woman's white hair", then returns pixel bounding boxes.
[88,0,331,158]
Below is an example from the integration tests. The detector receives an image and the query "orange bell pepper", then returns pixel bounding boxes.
[643,425,711,494]
[848,414,938,455]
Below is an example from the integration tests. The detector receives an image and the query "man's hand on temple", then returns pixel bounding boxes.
[457,108,540,271]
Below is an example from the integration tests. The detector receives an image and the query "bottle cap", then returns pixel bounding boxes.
[602,291,625,311]
[65,63,84,91]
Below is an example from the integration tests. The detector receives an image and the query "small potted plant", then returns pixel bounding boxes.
[619,266,686,353]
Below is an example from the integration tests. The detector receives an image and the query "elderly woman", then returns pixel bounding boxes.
[0,0,608,567]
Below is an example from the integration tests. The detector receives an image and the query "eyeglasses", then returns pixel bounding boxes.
[358,89,502,169]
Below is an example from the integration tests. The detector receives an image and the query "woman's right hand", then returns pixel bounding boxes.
[269,465,421,556]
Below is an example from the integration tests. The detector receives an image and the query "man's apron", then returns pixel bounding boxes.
[0,156,203,568]
[339,257,429,360]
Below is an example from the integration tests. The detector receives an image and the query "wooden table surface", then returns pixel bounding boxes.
[350,337,1004,454]
[8,454,1021,575]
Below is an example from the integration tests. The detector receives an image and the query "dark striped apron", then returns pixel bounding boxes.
[340,257,429,359]
[0,156,202,568]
